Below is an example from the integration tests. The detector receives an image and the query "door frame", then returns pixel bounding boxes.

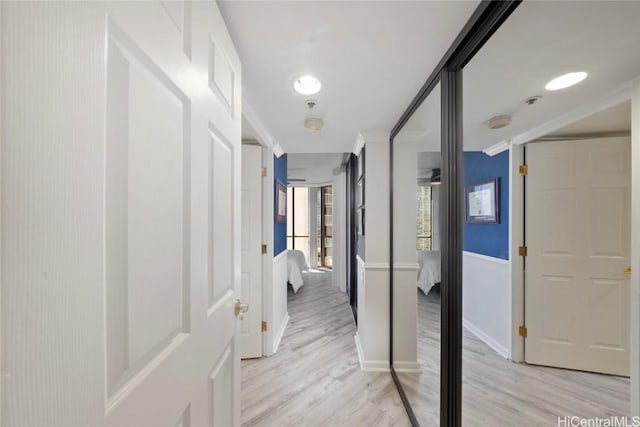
[241,106,285,357]
[508,83,640,364]
[240,143,264,359]
[508,88,640,412]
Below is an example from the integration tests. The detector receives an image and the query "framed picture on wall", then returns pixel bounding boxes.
[465,178,499,223]
[275,180,287,223]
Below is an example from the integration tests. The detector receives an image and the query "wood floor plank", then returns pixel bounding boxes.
[399,289,630,427]
[242,272,629,426]
[241,270,408,427]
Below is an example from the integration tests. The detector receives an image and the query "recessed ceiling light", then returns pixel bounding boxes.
[545,72,588,91]
[293,75,321,95]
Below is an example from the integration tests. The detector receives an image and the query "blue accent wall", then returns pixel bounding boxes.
[274,154,287,256]
[463,151,509,260]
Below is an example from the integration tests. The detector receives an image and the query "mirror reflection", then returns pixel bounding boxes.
[459,1,636,424]
[392,1,639,425]
[394,82,442,426]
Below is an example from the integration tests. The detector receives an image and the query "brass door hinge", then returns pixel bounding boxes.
[261,167,267,177]
[518,246,528,256]
[518,325,527,338]
[262,244,267,254]
[519,164,528,176]
[262,321,267,332]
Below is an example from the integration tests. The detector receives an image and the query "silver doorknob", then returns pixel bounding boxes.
[234,299,249,320]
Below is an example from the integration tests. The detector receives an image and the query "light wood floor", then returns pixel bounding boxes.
[240,270,410,427]
[398,289,630,426]
[241,274,630,426]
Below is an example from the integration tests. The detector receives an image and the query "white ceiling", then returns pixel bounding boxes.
[218,0,479,153]
[401,1,640,152]
[287,153,344,186]
[548,101,630,138]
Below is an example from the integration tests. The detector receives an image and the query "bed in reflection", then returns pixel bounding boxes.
[287,249,308,293]
[417,250,441,295]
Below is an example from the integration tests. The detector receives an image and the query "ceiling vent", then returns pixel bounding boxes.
[485,114,512,130]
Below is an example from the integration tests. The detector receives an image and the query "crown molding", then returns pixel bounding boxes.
[482,140,511,156]
[242,97,274,148]
[352,131,391,155]
[273,143,285,158]
[508,78,637,147]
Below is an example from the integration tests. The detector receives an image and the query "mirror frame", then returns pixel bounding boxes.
[388,2,522,426]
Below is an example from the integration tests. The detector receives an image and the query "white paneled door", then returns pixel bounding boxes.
[241,145,263,358]
[525,137,631,376]
[2,1,242,425]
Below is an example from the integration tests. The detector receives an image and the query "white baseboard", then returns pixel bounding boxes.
[392,361,421,373]
[463,318,510,359]
[354,334,389,372]
[273,312,289,354]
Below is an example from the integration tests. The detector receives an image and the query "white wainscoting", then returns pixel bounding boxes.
[462,251,511,359]
[355,256,392,372]
[270,250,289,355]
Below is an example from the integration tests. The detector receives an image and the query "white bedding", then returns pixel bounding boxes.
[417,250,441,295]
[287,250,308,293]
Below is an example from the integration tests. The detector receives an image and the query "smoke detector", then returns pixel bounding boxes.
[523,95,542,106]
[305,117,324,132]
[304,99,323,131]
[485,114,512,130]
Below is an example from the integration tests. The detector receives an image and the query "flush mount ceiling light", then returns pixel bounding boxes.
[485,114,512,130]
[304,117,323,132]
[293,75,321,95]
[545,72,588,91]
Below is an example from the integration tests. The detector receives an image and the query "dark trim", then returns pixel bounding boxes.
[347,154,358,321]
[389,123,394,367]
[439,67,463,427]
[391,367,419,427]
[388,2,522,427]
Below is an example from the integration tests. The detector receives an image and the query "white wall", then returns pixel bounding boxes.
[332,171,347,293]
[271,251,289,354]
[355,134,390,371]
[630,83,640,416]
[463,252,511,358]
[392,138,419,371]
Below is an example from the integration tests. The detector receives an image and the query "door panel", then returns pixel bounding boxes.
[2,1,242,425]
[525,137,630,376]
[209,132,234,308]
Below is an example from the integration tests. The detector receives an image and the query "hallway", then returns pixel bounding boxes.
[240,270,409,426]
